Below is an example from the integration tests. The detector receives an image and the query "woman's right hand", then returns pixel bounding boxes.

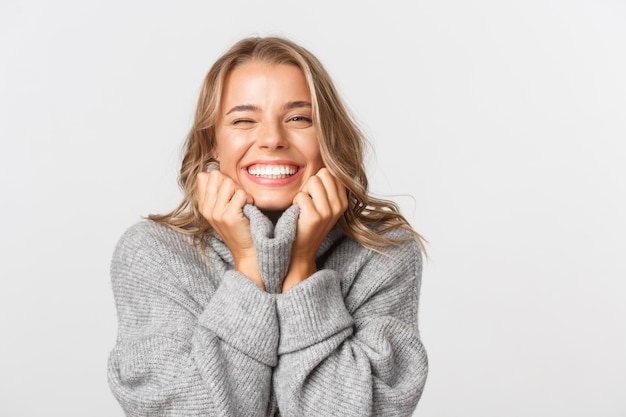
[197,171,264,290]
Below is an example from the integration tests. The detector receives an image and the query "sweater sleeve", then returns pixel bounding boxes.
[107,223,278,417]
[273,237,428,417]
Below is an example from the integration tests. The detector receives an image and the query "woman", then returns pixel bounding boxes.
[108,36,428,416]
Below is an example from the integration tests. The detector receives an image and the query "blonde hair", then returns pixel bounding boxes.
[149,36,426,252]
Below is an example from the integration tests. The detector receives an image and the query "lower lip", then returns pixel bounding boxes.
[243,168,302,186]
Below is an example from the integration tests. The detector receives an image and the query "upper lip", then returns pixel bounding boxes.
[244,160,302,169]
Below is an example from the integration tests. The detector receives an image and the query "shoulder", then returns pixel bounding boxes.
[111,220,203,277]
[327,226,423,320]
[328,225,422,288]
[114,220,190,254]
[377,226,423,274]
[338,226,421,271]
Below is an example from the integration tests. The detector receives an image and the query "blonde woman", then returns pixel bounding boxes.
[108,36,428,416]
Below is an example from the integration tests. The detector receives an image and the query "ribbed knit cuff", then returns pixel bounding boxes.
[244,204,299,294]
[276,270,354,354]
[200,271,279,366]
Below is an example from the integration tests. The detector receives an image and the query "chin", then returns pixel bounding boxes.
[253,196,294,212]
[255,203,293,212]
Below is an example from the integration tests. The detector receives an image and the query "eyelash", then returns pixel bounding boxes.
[289,116,312,123]
[232,119,254,125]
[232,116,312,124]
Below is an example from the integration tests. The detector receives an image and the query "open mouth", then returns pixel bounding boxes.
[246,164,299,179]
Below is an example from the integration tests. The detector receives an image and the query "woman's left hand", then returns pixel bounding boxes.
[282,168,348,292]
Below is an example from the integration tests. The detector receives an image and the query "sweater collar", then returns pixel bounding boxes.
[208,204,344,292]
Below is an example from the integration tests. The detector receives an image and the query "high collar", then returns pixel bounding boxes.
[208,204,344,293]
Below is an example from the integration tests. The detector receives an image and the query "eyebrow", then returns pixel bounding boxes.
[225,101,312,115]
[225,104,260,115]
[283,101,312,110]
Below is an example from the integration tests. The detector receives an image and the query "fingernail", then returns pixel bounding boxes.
[206,162,220,172]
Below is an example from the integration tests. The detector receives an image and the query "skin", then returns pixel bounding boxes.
[196,62,348,292]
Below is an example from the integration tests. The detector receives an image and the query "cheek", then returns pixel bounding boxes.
[295,132,322,166]
[214,141,241,178]
[306,142,324,169]
[215,154,240,179]
[215,130,241,160]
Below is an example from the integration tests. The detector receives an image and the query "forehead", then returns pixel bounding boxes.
[221,62,311,104]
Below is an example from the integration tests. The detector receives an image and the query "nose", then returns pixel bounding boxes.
[256,121,288,150]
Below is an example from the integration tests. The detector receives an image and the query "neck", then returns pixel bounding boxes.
[261,209,285,224]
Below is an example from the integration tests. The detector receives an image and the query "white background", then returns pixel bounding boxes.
[1,1,625,416]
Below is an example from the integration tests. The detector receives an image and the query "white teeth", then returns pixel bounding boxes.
[247,165,298,178]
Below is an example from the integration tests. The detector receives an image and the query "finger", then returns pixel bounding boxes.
[213,178,238,216]
[312,168,348,215]
[331,174,349,212]
[293,191,321,225]
[303,175,332,217]
[197,171,221,215]
[216,188,252,231]
[327,171,348,211]
[197,172,209,204]
[228,188,252,212]
[315,169,343,210]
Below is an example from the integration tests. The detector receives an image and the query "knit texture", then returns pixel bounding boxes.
[108,205,428,416]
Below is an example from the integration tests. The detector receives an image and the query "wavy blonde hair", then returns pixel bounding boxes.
[149,36,425,252]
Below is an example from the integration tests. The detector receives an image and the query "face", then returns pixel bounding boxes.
[214,62,323,211]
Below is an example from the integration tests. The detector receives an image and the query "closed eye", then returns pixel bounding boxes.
[232,119,255,125]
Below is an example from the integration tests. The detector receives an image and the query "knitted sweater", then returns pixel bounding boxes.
[108,204,428,416]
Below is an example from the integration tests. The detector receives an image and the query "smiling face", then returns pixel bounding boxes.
[214,62,323,211]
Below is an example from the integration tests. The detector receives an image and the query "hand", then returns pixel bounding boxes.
[197,171,264,290]
[282,168,348,292]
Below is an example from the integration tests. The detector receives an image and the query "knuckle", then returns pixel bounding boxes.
[309,212,322,223]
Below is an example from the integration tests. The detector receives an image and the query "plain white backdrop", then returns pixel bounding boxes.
[1,0,625,416]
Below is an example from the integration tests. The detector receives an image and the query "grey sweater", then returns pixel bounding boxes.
[108,205,427,416]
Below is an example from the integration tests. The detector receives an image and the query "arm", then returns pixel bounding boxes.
[273,237,428,417]
[107,223,278,417]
